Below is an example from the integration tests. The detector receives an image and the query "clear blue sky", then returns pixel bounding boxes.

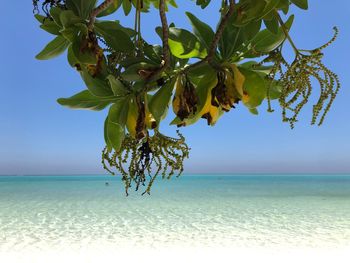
[0,0,349,175]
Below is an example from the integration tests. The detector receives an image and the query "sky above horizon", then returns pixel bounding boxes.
[0,0,350,175]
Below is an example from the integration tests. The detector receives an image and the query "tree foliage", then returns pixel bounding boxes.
[33,0,340,195]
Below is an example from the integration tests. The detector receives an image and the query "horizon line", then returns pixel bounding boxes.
[1,172,350,177]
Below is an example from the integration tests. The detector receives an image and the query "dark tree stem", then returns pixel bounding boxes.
[208,0,235,59]
[88,0,114,30]
[183,0,235,73]
[159,0,170,69]
[146,0,170,82]
[275,11,299,55]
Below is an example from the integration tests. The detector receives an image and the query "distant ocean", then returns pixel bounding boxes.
[1,175,350,262]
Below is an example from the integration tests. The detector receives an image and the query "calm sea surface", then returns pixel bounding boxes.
[1,175,350,251]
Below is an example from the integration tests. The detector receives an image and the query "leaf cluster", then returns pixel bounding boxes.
[33,0,339,194]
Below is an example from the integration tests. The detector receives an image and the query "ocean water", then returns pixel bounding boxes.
[0,175,350,254]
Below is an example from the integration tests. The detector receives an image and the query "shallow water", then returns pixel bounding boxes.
[0,175,350,251]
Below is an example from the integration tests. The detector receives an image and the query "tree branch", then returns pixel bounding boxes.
[183,0,235,73]
[275,11,299,55]
[207,0,235,60]
[88,0,114,30]
[146,0,170,82]
[159,0,170,69]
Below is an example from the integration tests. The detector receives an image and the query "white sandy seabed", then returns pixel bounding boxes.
[1,175,350,262]
[1,243,350,263]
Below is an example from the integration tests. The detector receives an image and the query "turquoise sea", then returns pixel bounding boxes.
[1,175,350,254]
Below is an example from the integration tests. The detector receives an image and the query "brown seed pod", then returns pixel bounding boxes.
[172,75,198,120]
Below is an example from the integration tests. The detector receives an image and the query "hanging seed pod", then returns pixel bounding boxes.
[135,96,147,139]
[172,75,198,120]
[171,71,222,127]
[200,74,223,126]
[211,71,238,112]
[210,65,244,113]
[144,95,157,130]
[126,95,147,140]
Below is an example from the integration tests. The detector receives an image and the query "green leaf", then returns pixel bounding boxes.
[239,67,267,109]
[67,45,79,67]
[122,0,132,16]
[250,15,294,53]
[266,79,283,100]
[39,24,61,35]
[167,27,207,59]
[59,10,87,43]
[234,0,267,26]
[249,108,259,115]
[98,0,122,17]
[66,0,97,19]
[35,36,70,60]
[186,12,214,50]
[220,21,245,60]
[194,0,211,9]
[256,0,281,20]
[242,20,262,41]
[107,119,125,152]
[187,63,213,82]
[94,21,135,52]
[168,0,178,8]
[121,62,158,82]
[119,56,156,68]
[34,14,46,23]
[147,0,176,11]
[50,7,63,27]
[59,10,83,28]
[60,27,80,42]
[290,0,308,10]
[144,44,162,64]
[57,90,117,110]
[277,0,291,14]
[95,20,136,37]
[80,68,114,97]
[264,16,279,34]
[107,75,128,96]
[35,14,61,35]
[106,100,129,151]
[149,78,176,122]
[239,61,273,75]
[104,117,113,152]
